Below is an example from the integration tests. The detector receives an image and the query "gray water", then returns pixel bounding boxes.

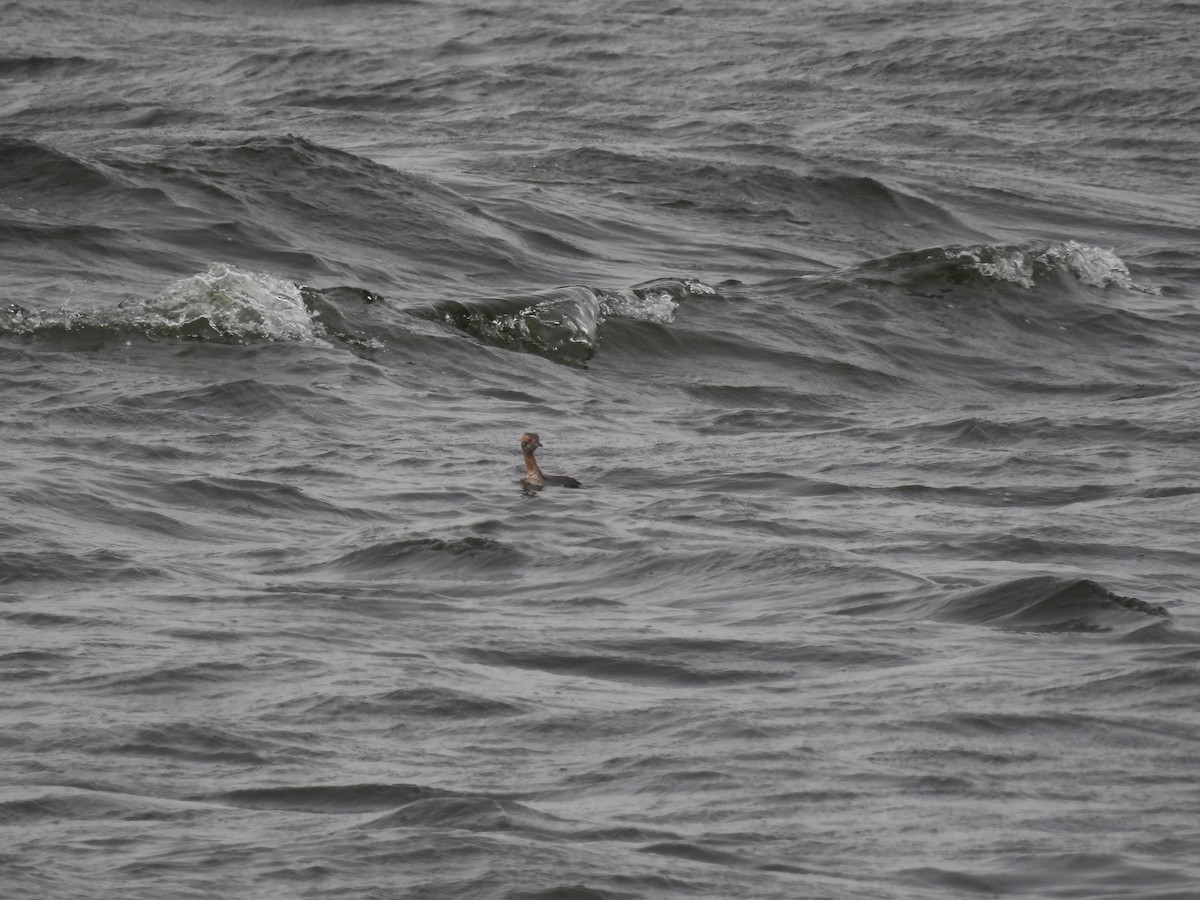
[3,1,1199,897]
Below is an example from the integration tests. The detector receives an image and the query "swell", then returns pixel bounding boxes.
[410,277,716,366]
[0,265,718,370]
[486,146,988,268]
[932,576,1171,633]
[838,575,1177,637]
[583,237,1181,400]
[768,239,1180,393]
[0,135,615,308]
[1,545,163,587]
[792,238,1164,350]
[5,135,1176,394]
[840,240,1158,295]
[281,535,529,580]
[0,54,101,80]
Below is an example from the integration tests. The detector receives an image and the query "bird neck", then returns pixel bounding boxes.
[522,448,543,479]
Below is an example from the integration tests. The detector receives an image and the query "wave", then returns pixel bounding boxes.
[0,236,1166,393]
[198,782,578,838]
[1,263,326,345]
[0,134,619,306]
[0,785,198,826]
[360,795,571,834]
[842,575,1173,635]
[0,546,163,586]
[0,136,118,197]
[933,576,1170,633]
[806,239,1159,306]
[0,55,100,80]
[494,146,977,260]
[835,573,1171,638]
[759,238,1179,391]
[289,686,527,723]
[202,783,457,815]
[413,277,717,365]
[1,260,717,366]
[869,240,1156,294]
[162,473,371,521]
[109,721,319,765]
[144,265,319,340]
[291,535,529,579]
[458,641,787,687]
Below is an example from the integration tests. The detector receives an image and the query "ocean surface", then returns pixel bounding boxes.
[3,1,1199,897]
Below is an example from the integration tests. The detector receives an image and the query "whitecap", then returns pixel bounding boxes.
[127,262,325,343]
[950,241,1157,293]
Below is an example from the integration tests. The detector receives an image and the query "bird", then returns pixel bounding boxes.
[519,432,581,489]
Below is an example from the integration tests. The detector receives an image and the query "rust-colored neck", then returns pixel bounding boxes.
[523,447,543,480]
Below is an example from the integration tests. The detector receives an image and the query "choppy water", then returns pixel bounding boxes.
[3,1,1199,897]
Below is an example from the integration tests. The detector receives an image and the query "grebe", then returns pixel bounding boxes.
[520,432,581,488]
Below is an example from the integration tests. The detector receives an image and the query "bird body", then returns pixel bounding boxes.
[520,432,581,489]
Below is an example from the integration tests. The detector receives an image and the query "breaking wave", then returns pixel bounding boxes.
[847,239,1157,294]
[946,240,1155,292]
[413,277,717,365]
[0,264,718,367]
[1,263,325,344]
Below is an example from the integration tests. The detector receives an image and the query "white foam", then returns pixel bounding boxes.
[598,278,717,325]
[129,263,323,342]
[599,288,678,324]
[1043,241,1151,292]
[951,241,1157,293]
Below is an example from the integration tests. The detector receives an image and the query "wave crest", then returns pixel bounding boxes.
[838,575,1173,637]
[1,263,325,345]
[842,239,1156,297]
[131,263,322,341]
[418,277,715,365]
[933,576,1169,634]
[948,241,1153,292]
